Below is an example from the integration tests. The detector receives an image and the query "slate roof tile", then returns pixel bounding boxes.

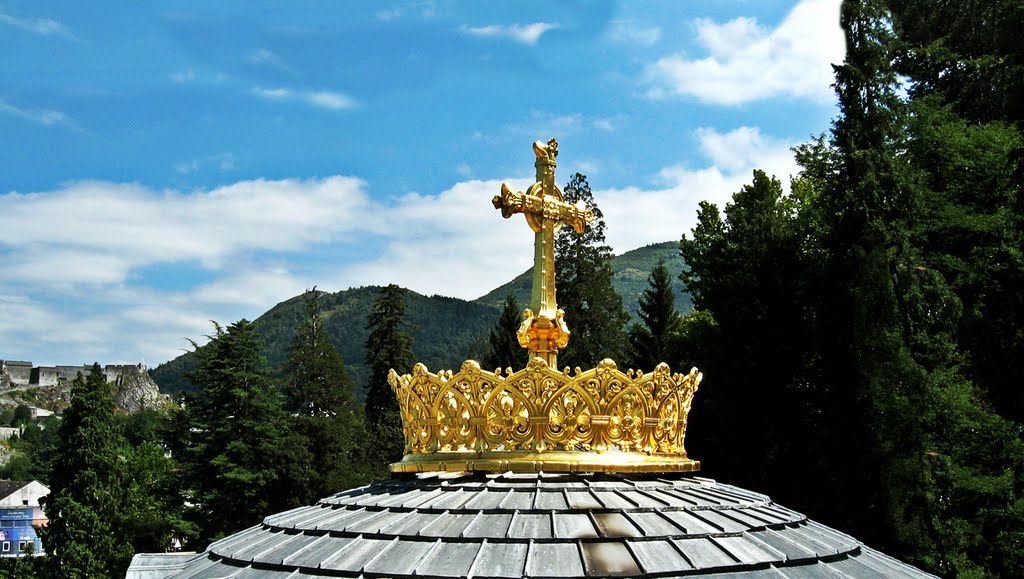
[472,541,529,578]
[581,540,642,576]
[130,472,936,578]
[525,541,584,578]
[627,539,695,574]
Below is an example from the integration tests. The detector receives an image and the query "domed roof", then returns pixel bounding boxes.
[128,471,934,578]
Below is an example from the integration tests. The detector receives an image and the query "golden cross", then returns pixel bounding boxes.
[493,138,592,369]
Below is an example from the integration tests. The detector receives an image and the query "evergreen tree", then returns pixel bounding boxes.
[284,288,360,416]
[39,364,133,577]
[627,259,682,371]
[555,173,629,370]
[365,284,415,465]
[284,288,373,501]
[481,293,525,371]
[120,441,197,553]
[809,0,933,558]
[677,170,815,502]
[182,320,292,545]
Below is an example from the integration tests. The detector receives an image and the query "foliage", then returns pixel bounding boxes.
[555,173,629,369]
[365,284,416,465]
[0,414,60,483]
[678,170,816,502]
[180,320,293,547]
[481,293,526,371]
[284,288,376,499]
[627,259,681,372]
[39,364,133,577]
[673,2,1024,575]
[478,241,692,324]
[0,555,45,578]
[120,441,197,553]
[151,286,498,400]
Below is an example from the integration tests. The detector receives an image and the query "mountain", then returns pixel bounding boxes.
[149,287,497,398]
[475,241,691,321]
[149,241,691,396]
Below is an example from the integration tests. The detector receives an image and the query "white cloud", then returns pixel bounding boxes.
[336,178,536,299]
[0,99,76,128]
[252,86,357,110]
[0,176,372,283]
[191,268,309,306]
[169,69,196,83]
[307,91,355,110]
[250,48,287,69]
[377,8,402,22]
[0,12,71,36]
[644,0,843,105]
[607,20,661,46]
[597,126,800,252]
[0,124,798,365]
[459,22,558,45]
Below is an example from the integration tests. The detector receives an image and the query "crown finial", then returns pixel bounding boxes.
[492,138,591,368]
[386,139,702,474]
[388,361,703,473]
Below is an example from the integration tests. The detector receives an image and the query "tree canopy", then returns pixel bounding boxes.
[555,173,629,369]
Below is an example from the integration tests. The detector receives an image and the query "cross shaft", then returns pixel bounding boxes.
[492,139,592,368]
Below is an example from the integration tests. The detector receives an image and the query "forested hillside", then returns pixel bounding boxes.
[477,240,691,322]
[149,243,690,396]
[150,287,496,398]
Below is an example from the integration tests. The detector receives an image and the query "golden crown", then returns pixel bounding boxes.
[387,138,702,474]
[388,359,701,473]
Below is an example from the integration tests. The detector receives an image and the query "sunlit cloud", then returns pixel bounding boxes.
[607,20,661,46]
[252,86,357,110]
[0,99,77,128]
[644,0,843,105]
[459,22,558,45]
[0,12,72,37]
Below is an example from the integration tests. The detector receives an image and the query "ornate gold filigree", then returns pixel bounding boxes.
[492,138,592,369]
[388,359,702,473]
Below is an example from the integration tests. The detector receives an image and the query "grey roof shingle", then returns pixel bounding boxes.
[128,472,937,578]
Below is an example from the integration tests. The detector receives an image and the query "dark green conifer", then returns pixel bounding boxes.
[481,293,525,371]
[555,173,629,369]
[365,284,415,465]
[182,320,291,546]
[40,364,133,577]
[284,288,373,500]
[627,259,681,371]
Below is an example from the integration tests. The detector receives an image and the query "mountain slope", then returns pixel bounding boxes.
[150,242,691,396]
[475,241,691,322]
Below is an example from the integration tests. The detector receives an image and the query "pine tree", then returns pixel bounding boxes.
[555,173,629,370]
[182,320,292,545]
[284,288,372,500]
[284,288,360,416]
[627,259,681,371]
[677,170,815,502]
[39,364,133,577]
[365,284,415,465]
[481,293,525,371]
[809,0,933,559]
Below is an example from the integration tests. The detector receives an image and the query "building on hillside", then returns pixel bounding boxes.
[0,428,21,441]
[28,367,58,388]
[0,480,48,557]
[28,407,53,420]
[0,361,32,388]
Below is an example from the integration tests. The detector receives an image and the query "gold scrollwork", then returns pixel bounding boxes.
[387,358,703,473]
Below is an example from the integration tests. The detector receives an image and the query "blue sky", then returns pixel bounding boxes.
[0,0,844,367]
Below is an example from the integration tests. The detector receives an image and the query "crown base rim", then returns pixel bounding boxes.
[389,451,700,474]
